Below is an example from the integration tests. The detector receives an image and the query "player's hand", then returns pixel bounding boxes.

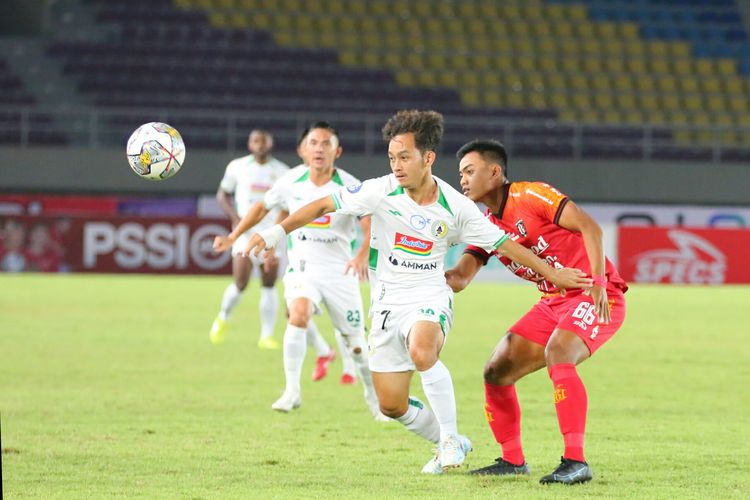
[241,233,267,258]
[344,253,369,281]
[550,267,593,292]
[590,285,611,324]
[213,235,234,253]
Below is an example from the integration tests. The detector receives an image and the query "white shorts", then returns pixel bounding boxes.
[283,270,365,335]
[367,291,454,373]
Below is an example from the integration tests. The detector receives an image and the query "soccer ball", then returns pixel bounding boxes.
[126,122,186,181]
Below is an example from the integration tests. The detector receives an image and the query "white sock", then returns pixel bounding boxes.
[419,360,458,440]
[306,320,331,357]
[336,329,356,376]
[395,396,440,444]
[259,286,278,339]
[218,283,243,321]
[344,333,376,401]
[283,324,307,396]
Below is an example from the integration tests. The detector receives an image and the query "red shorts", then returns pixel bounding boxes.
[509,286,626,355]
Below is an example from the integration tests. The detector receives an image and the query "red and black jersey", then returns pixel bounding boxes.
[465,182,627,295]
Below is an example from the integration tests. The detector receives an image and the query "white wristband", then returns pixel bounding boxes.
[258,224,286,249]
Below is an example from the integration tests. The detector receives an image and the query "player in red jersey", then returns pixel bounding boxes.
[446,139,628,485]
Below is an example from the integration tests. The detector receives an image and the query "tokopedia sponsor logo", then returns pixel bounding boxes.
[83,221,230,270]
[393,232,433,255]
[632,229,726,284]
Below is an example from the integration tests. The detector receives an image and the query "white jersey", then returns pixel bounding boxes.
[264,165,361,273]
[332,174,508,304]
[219,154,289,231]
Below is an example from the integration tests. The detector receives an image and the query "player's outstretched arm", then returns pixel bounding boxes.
[497,238,593,291]
[445,254,484,292]
[344,216,371,281]
[212,200,270,253]
[241,195,337,257]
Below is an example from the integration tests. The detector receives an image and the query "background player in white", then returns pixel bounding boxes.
[214,122,385,420]
[210,129,289,348]
[240,110,591,473]
[293,127,357,385]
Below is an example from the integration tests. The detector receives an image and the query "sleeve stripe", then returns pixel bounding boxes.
[553,197,569,225]
[331,193,341,210]
[493,233,510,248]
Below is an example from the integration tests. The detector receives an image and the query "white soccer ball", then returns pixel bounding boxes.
[126,122,186,181]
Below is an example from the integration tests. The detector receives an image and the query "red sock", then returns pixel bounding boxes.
[548,363,587,462]
[484,382,524,465]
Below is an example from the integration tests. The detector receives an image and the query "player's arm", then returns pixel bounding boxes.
[344,216,371,281]
[496,237,593,291]
[241,195,336,257]
[216,188,240,226]
[212,200,270,253]
[445,253,484,292]
[557,200,610,323]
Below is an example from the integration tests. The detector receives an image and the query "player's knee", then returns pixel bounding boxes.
[379,402,407,419]
[409,348,438,372]
[483,358,512,385]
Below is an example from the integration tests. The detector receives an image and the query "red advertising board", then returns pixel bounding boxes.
[618,226,750,284]
[1,215,232,274]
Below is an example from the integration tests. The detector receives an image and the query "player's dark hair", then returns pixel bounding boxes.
[250,128,272,139]
[304,121,339,142]
[382,110,444,153]
[456,139,509,177]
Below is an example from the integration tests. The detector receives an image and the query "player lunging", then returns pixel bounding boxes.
[447,139,628,484]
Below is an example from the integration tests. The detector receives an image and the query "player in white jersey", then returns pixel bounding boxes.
[240,110,592,473]
[214,122,386,421]
[293,126,358,385]
[210,130,290,348]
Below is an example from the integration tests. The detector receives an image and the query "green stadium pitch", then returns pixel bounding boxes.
[1,275,748,498]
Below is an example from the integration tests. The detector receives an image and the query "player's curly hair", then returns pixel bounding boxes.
[456,139,509,177]
[382,110,444,153]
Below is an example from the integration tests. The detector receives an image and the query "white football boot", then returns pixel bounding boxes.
[271,392,301,412]
[439,434,472,470]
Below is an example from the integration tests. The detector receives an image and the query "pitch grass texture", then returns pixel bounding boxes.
[1,274,748,499]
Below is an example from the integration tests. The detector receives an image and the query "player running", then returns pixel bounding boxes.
[239,111,592,473]
[209,129,289,349]
[214,122,385,420]
[447,139,628,484]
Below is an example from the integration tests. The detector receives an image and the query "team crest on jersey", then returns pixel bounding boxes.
[393,232,433,255]
[431,220,448,239]
[305,215,331,228]
[347,183,362,193]
[515,219,528,237]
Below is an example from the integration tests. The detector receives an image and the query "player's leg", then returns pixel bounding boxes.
[306,319,335,381]
[335,329,357,384]
[539,290,626,485]
[257,254,280,349]
[408,319,472,470]
[210,254,252,344]
[368,306,443,473]
[372,371,440,448]
[322,286,382,419]
[470,300,557,476]
[471,333,546,475]
[272,296,313,412]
